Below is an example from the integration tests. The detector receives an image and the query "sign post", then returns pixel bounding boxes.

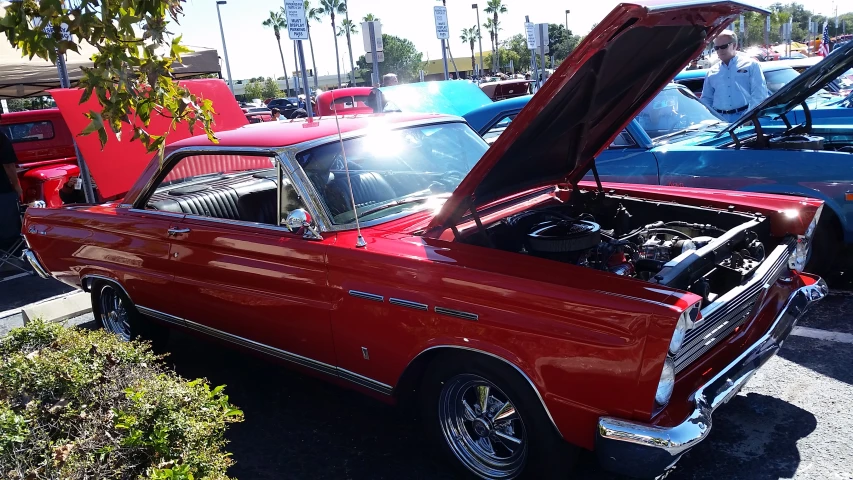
[525,19,536,89]
[434,6,450,80]
[535,23,548,89]
[284,0,313,118]
[362,21,384,86]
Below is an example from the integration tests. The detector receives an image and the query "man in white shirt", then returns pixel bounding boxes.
[700,30,768,123]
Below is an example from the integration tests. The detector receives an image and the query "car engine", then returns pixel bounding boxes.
[462,192,772,306]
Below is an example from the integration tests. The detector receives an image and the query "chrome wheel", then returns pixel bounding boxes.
[98,285,132,341]
[438,374,527,479]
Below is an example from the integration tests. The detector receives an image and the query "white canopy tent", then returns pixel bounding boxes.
[0,41,222,98]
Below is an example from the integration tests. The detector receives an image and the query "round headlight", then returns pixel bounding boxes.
[669,314,687,355]
[655,358,675,406]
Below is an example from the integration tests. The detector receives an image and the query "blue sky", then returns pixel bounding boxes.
[174,0,843,81]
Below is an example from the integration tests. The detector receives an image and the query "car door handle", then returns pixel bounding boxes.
[167,227,191,236]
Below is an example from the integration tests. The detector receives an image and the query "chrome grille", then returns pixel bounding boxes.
[673,241,792,374]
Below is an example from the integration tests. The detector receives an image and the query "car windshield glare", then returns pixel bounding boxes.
[297,122,489,225]
[636,87,722,140]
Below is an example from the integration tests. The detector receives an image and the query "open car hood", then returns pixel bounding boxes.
[425,0,768,236]
[723,40,853,133]
[51,79,247,199]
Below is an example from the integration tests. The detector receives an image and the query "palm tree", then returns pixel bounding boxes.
[337,18,358,85]
[484,0,507,73]
[363,13,380,22]
[483,18,502,73]
[262,10,291,95]
[305,1,320,90]
[316,0,347,88]
[461,26,480,76]
[483,17,496,67]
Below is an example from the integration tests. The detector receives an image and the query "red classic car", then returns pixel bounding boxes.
[22,1,827,479]
[315,87,374,116]
[2,108,80,208]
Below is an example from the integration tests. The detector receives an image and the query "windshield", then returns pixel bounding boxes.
[765,68,800,93]
[635,87,722,140]
[297,122,488,224]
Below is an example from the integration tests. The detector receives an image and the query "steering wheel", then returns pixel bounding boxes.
[428,170,465,193]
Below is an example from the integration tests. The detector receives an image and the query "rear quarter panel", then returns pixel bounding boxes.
[23,205,177,309]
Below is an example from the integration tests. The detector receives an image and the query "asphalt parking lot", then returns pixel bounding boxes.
[3,271,853,479]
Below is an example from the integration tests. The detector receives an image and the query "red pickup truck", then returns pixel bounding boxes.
[4,79,248,208]
[1,108,83,208]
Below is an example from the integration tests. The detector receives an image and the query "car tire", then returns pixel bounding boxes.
[419,351,577,480]
[90,282,168,348]
[806,212,842,277]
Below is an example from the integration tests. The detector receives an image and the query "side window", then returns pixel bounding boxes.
[678,79,704,97]
[143,154,288,226]
[0,121,55,142]
[482,115,516,143]
[609,130,637,148]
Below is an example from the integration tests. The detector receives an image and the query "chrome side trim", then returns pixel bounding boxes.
[22,249,50,279]
[348,290,384,302]
[434,307,478,321]
[135,305,392,394]
[127,208,186,219]
[389,298,428,311]
[338,367,393,395]
[595,276,828,478]
[137,306,184,326]
[404,345,563,439]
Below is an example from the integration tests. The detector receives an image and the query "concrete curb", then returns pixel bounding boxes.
[17,291,92,325]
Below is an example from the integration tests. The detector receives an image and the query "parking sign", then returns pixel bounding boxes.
[283,0,309,40]
[434,6,449,39]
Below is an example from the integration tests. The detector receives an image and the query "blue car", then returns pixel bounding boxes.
[461,41,853,272]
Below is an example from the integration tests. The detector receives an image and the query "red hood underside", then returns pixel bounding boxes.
[50,79,247,199]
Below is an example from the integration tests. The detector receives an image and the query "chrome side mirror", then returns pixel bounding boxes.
[285,208,322,240]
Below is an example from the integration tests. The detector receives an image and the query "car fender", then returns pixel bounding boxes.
[737,183,847,237]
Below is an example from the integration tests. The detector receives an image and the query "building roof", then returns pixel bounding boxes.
[168,112,458,149]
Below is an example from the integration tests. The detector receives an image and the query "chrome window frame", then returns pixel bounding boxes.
[124,118,473,234]
[126,146,316,235]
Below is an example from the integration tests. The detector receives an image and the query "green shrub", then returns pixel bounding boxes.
[0,321,243,479]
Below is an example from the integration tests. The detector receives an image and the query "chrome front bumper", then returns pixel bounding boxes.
[595,275,828,479]
[22,249,51,279]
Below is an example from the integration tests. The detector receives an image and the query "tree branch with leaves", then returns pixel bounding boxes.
[0,0,217,155]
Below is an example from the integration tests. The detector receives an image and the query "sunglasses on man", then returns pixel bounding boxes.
[714,42,732,51]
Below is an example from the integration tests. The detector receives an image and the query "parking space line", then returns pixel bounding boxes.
[792,326,853,345]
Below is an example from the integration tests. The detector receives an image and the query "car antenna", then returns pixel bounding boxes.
[330,88,367,248]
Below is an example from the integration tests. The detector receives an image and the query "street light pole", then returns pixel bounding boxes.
[565,9,570,32]
[473,4,484,76]
[215,1,235,95]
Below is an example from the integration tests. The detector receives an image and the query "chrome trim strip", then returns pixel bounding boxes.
[22,249,50,279]
[137,305,184,325]
[136,305,392,394]
[389,298,428,311]
[595,276,828,478]
[127,208,186,219]
[404,345,563,439]
[348,290,384,302]
[434,306,478,321]
[338,367,393,395]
